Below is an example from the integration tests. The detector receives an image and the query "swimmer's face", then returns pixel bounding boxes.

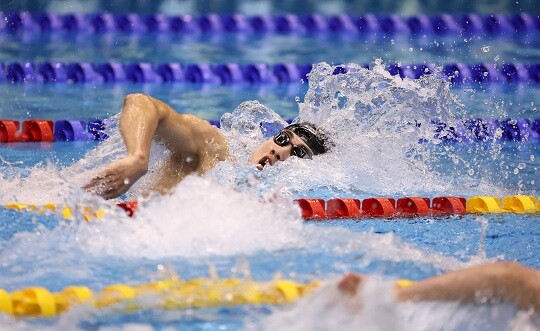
[249,129,314,170]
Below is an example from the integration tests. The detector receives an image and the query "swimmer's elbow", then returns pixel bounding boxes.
[123,93,168,118]
[124,93,152,105]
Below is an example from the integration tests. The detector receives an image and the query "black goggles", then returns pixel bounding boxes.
[273,130,312,159]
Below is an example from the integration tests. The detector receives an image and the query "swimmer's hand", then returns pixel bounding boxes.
[83,156,148,200]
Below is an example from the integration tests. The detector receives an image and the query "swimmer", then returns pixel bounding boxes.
[338,261,540,314]
[83,93,330,199]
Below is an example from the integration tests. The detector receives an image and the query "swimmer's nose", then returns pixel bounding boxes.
[271,146,289,162]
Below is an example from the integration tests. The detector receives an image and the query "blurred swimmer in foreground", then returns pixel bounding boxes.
[338,261,540,314]
[83,93,330,199]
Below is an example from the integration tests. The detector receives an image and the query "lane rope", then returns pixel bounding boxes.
[2,195,539,222]
[1,12,538,36]
[0,275,418,318]
[0,276,321,317]
[2,117,540,143]
[0,61,539,84]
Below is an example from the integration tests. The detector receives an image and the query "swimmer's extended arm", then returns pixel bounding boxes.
[396,261,540,313]
[338,262,540,313]
[83,93,227,199]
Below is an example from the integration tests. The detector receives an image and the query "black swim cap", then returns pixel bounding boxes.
[284,123,330,155]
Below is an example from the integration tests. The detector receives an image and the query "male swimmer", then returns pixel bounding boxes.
[337,261,540,314]
[83,93,330,199]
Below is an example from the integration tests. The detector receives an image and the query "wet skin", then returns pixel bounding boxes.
[83,93,313,199]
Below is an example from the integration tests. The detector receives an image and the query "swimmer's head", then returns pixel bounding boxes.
[249,122,331,170]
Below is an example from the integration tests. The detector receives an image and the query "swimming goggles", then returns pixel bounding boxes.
[273,130,312,159]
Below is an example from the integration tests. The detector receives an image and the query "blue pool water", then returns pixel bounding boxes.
[2,33,540,64]
[1,1,540,330]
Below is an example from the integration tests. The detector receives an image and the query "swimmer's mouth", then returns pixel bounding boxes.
[256,156,272,170]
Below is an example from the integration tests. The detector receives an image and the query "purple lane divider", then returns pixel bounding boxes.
[275,14,305,33]
[185,63,220,83]
[470,63,503,83]
[460,14,484,34]
[431,14,462,35]
[145,14,170,33]
[62,13,91,32]
[0,12,5,32]
[380,14,409,34]
[222,14,251,33]
[115,14,146,33]
[353,14,379,33]
[528,64,540,83]
[2,61,540,85]
[484,14,515,35]
[38,62,68,83]
[407,15,432,34]
[170,15,200,34]
[6,62,36,83]
[443,63,472,84]
[273,63,302,83]
[89,13,117,33]
[156,63,184,82]
[96,62,127,82]
[464,119,499,141]
[35,13,63,31]
[328,14,357,33]
[67,63,102,83]
[501,63,530,83]
[301,14,329,33]
[2,13,540,35]
[126,63,162,83]
[510,13,537,32]
[250,15,275,32]
[87,119,110,141]
[6,12,38,32]
[213,63,244,84]
[500,119,540,141]
[54,120,92,141]
[242,64,278,84]
[198,14,223,33]
[532,119,540,137]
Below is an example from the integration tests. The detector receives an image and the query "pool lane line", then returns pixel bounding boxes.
[1,12,538,36]
[0,61,539,84]
[2,195,539,221]
[0,276,321,317]
[2,117,540,144]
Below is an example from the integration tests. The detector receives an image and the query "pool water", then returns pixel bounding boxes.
[1,33,540,64]
[1,2,540,331]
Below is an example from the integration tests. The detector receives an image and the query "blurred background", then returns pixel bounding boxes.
[2,0,539,15]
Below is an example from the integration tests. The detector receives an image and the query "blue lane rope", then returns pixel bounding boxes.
[1,61,539,84]
[1,12,538,36]
[1,118,540,143]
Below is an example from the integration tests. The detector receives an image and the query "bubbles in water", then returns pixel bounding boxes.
[481,45,491,53]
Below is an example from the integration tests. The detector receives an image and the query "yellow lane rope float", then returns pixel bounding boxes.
[0,277,416,318]
[0,277,320,318]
